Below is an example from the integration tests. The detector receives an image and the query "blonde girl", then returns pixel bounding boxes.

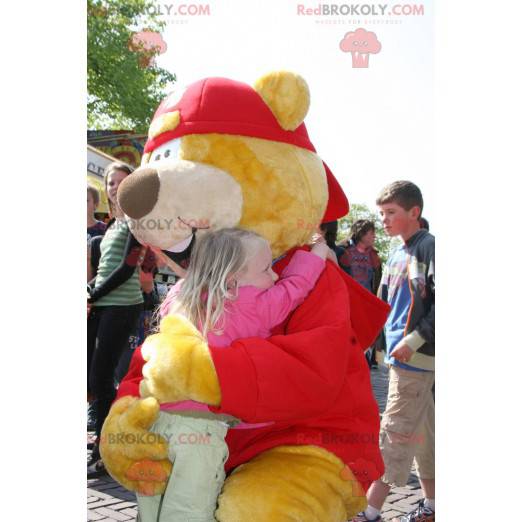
[136,227,332,522]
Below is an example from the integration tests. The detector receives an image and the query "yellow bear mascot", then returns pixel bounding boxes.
[100,71,389,521]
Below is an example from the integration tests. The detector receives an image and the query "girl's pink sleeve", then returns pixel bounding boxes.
[256,250,325,330]
[159,280,183,318]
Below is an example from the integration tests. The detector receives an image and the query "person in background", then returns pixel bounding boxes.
[87,162,145,478]
[319,221,345,263]
[87,235,103,283]
[87,233,104,434]
[350,181,435,522]
[420,217,430,231]
[339,220,382,294]
[338,220,382,369]
[87,185,107,240]
[86,185,107,434]
[115,246,159,383]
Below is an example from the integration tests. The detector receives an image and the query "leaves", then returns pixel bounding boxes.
[87,0,176,132]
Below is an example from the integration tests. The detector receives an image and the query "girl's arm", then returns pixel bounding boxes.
[115,258,391,420]
[209,260,390,422]
[88,231,144,303]
[87,235,103,284]
[151,247,187,279]
[255,249,326,330]
[140,247,158,294]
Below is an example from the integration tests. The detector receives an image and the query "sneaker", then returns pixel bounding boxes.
[87,401,97,432]
[87,441,100,467]
[87,433,97,450]
[392,499,434,522]
[87,459,108,479]
[349,513,382,521]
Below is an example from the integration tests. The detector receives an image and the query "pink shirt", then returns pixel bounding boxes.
[159,250,325,426]
[207,250,325,346]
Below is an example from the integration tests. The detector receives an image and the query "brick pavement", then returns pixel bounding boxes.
[370,364,423,521]
[87,364,423,521]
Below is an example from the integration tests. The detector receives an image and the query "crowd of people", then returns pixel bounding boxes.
[87,170,435,522]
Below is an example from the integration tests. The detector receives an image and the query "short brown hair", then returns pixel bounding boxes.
[319,221,338,250]
[87,185,100,207]
[376,180,423,215]
[350,219,375,245]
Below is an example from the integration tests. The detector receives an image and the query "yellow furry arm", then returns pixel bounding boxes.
[99,396,172,496]
[140,314,222,405]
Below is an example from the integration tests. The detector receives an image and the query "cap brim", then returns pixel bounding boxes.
[322,162,349,222]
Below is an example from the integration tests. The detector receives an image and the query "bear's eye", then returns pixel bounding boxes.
[154,154,161,161]
[164,149,170,158]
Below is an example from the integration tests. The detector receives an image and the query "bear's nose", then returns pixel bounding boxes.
[118,167,160,219]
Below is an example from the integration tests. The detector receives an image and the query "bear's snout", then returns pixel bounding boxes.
[118,167,160,219]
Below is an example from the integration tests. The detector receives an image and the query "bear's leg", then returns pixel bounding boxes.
[216,445,367,522]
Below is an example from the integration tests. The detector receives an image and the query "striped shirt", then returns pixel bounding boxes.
[94,220,144,306]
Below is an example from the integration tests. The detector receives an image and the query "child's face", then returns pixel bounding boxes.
[378,202,419,237]
[238,241,278,289]
[107,170,128,204]
[359,229,376,248]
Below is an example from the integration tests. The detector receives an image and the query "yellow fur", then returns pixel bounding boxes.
[253,71,310,131]
[100,71,365,519]
[216,446,367,521]
[180,134,327,258]
[140,314,221,405]
[99,396,172,495]
[148,110,180,139]
[141,152,151,166]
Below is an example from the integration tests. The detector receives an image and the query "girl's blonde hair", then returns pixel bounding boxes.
[168,228,269,338]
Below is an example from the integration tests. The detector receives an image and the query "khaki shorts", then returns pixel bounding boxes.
[380,365,435,487]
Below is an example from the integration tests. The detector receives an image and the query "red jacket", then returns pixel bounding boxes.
[117,248,390,489]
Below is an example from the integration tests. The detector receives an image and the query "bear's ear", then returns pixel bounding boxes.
[253,71,310,131]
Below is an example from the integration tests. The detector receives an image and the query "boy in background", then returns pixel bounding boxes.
[87,185,107,240]
[351,181,435,522]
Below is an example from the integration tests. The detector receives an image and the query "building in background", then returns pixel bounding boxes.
[87,144,133,217]
[87,130,147,168]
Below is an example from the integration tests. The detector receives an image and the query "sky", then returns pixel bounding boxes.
[152,0,434,230]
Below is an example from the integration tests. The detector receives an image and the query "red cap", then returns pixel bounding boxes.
[322,162,349,222]
[145,77,349,221]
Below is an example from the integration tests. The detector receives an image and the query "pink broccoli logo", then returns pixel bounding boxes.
[339,28,381,68]
[129,30,168,68]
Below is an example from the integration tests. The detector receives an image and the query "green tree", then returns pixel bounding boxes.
[88,0,176,133]
[337,203,400,263]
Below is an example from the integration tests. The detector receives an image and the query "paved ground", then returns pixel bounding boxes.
[87,364,423,521]
[369,364,423,521]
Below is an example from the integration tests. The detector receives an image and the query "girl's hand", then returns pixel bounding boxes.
[310,233,325,245]
[326,248,339,265]
[310,240,330,260]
